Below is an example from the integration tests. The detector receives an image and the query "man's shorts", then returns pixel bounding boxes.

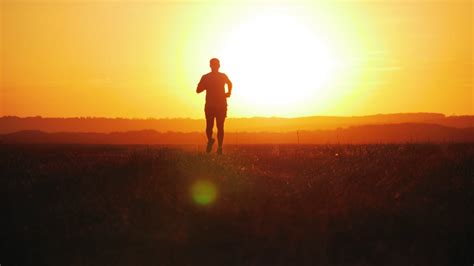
[205,105,227,121]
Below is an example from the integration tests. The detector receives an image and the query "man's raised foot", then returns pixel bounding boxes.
[206,138,215,153]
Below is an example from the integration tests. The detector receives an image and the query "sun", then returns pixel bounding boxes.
[220,8,342,116]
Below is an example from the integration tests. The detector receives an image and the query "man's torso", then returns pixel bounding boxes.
[200,72,228,107]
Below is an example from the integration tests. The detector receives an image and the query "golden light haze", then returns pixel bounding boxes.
[1,0,472,118]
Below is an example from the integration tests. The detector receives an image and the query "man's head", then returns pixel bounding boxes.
[210,58,220,72]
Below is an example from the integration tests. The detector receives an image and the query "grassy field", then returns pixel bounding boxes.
[1,144,473,265]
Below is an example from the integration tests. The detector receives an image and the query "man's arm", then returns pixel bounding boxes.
[225,75,232,97]
[196,76,205,93]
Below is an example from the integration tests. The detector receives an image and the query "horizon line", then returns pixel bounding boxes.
[2,112,474,120]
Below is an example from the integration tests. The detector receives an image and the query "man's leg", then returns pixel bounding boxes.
[206,116,214,142]
[205,111,215,153]
[216,114,225,153]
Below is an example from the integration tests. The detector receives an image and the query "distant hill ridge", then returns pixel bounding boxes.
[1,113,473,134]
[1,123,473,144]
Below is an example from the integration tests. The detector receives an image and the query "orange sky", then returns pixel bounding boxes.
[1,0,472,118]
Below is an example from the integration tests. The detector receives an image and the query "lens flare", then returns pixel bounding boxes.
[191,180,217,206]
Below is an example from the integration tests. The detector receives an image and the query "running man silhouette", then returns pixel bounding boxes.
[196,58,232,154]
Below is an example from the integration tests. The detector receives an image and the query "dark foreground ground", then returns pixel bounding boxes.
[1,144,473,266]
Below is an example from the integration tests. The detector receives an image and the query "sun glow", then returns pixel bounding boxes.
[3,2,471,118]
[220,8,343,116]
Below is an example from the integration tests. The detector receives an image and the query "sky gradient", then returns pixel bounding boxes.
[1,0,472,118]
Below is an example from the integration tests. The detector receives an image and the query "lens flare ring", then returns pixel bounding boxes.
[190,180,217,206]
